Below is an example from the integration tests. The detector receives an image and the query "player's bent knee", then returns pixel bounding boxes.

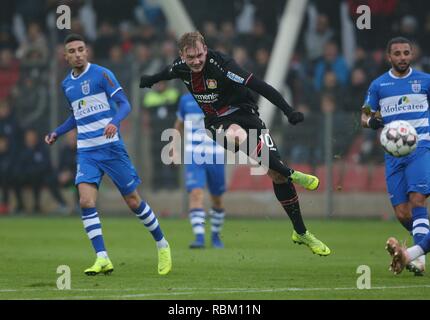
[267,170,288,184]
[189,189,204,207]
[129,199,141,210]
[225,125,247,145]
[79,197,96,209]
[409,193,427,208]
[124,194,141,210]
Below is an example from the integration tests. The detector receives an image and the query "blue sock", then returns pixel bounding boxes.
[133,201,165,242]
[399,219,412,233]
[81,207,106,255]
[189,208,206,237]
[418,232,430,253]
[210,207,225,235]
[412,207,430,244]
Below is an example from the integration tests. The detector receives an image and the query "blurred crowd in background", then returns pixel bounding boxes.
[1,0,430,214]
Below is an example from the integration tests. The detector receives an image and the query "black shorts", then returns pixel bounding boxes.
[204,109,281,160]
[205,108,265,134]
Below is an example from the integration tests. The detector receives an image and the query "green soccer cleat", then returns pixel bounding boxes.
[290,171,320,191]
[84,257,114,276]
[158,245,172,275]
[292,230,331,256]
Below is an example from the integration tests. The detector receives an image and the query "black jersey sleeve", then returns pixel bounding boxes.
[139,61,180,88]
[223,57,295,117]
[245,76,295,117]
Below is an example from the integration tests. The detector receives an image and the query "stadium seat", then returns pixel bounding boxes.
[228,166,254,191]
[315,163,342,192]
[340,163,370,192]
[368,165,386,192]
[345,135,364,163]
[228,163,314,191]
[254,174,273,190]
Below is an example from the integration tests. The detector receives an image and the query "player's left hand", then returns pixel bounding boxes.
[104,123,117,138]
[287,111,304,125]
[45,132,57,145]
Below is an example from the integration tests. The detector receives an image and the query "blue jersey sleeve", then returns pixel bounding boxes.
[177,95,187,121]
[61,82,73,111]
[363,81,379,112]
[100,67,122,98]
[110,89,131,127]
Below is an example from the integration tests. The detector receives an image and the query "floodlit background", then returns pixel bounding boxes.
[3,0,430,301]
[1,0,429,218]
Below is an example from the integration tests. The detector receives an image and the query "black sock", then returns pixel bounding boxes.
[268,153,294,178]
[273,181,306,234]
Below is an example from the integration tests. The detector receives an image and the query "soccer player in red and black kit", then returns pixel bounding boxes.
[140,31,330,256]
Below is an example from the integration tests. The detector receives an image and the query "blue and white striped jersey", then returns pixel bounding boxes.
[177,93,224,160]
[364,68,430,148]
[62,63,124,152]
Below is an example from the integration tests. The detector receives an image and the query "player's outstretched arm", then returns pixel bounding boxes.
[361,81,383,130]
[139,66,175,89]
[45,115,77,145]
[246,76,304,125]
[361,107,384,130]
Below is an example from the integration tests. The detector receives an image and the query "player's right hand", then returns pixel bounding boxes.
[368,117,384,130]
[139,75,155,88]
[45,132,57,145]
[287,111,304,125]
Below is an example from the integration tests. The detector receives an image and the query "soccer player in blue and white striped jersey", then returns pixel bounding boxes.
[45,34,172,276]
[174,93,226,249]
[361,37,430,275]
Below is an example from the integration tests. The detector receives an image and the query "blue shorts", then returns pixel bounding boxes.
[185,162,225,196]
[75,144,141,196]
[385,147,430,206]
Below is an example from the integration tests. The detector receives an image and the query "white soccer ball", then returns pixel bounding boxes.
[380,120,418,157]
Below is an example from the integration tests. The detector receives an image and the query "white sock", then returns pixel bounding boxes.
[407,245,425,261]
[417,254,426,265]
[156,237,169,249]
[96,251,108,258]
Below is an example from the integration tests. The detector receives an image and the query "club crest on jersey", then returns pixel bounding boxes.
[206,79,217,89]
[411,81,421,93]
[81,80,90,95]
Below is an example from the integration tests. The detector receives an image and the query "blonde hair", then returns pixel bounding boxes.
[178,31,206,52]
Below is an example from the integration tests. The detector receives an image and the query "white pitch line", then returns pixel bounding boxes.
[2,284,430,299]
[0,287,198,293]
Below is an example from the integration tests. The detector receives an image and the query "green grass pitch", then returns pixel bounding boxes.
[0,216,429,300]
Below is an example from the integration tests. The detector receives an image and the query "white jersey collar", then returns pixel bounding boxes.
[71,62,91,80]
[388,67,412,79]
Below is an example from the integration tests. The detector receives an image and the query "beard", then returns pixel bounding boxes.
[392,62,410,74]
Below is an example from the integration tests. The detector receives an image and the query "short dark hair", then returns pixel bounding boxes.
[64,33,86,45]
[386,37,412,53]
